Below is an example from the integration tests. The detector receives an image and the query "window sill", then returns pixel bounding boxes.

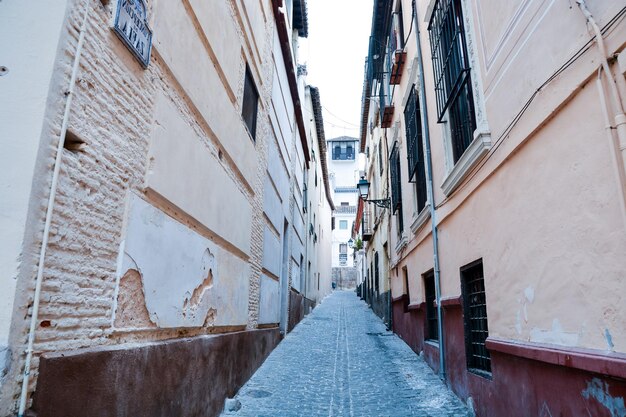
[441,130,491,197]
[394,233,408,253]
[468,368,493,381]
[407,302,424,311]
[410,203,431,235]
[424,339,440,349]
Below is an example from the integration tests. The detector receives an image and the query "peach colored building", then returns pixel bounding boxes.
[357,0,626,415]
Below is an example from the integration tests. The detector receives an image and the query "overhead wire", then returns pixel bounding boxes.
[322,105,360,127]
[434,5,626,209]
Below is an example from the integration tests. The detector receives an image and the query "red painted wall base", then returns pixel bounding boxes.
[392,299,626,417]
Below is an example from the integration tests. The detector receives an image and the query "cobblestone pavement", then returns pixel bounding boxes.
[223,290,468,417]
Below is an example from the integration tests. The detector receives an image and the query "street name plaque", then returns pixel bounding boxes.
[113,0,152,68]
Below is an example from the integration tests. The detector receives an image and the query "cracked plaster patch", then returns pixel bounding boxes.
[117,195,249,328]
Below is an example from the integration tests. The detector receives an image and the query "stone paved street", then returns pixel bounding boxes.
[223,291,468,417]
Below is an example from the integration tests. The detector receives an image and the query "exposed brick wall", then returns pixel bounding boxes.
[1,0,280,413]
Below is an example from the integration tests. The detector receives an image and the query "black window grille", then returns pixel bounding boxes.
[374,252,380,293]
[378,141,384,175]
[369,262,374,297]
[389,143,402,213]
[403,268,410,313]
[423,270,438,341]
[404,87,427,212]
[461,259,491,374]
[428,0,477,163]
[242,66,259,140]
[389,143,404,234]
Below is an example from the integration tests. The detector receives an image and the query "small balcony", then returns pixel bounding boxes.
[381,105,394,128]
[362,206,373,241]
[389,50,407,85]
[335,205,357,215]
[379,85,394,128]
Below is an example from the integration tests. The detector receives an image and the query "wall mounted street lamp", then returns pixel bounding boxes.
[357,177,391,209]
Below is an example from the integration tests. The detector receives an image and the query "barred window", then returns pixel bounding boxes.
[404,87,427,213]
[423,270,438,341]
[461,259,491,375]
[389,143,404,234]
[402,267,410,313]
[428,0,477,163]
[374,252,380,293]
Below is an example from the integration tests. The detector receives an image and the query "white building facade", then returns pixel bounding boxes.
[328,137,360,269]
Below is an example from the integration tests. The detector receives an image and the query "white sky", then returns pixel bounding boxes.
[299,0,374,140]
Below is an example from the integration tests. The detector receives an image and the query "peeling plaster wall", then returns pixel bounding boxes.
[118,195,249,329]
[1,0,281,413]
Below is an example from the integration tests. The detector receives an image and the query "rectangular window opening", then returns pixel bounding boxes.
[374,252,380,294]
[389,143,403,236]
[242,66,259,141]
[461,259,491,375]
[428,0,477,163]
[403,267,410,313]
[423,270,438,341]
[404,87,427,212]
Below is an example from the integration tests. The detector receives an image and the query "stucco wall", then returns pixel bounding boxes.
[1,0,282,413]
[385,0,626,356]
[0,0,70,398]
[437,83,626,352]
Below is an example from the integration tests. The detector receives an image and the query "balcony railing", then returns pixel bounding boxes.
[389,50,407,85]
[335,205,357,215]
[362,205,373,241]
[379,78,394,128]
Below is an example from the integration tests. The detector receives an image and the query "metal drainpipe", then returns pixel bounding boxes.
[18,2,91,415]
[414,7,446,382]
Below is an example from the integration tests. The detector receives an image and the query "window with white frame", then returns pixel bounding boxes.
[339,243,348,266]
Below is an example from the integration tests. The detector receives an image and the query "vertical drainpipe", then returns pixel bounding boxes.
[18,3,91,415]
[414,5,446,382]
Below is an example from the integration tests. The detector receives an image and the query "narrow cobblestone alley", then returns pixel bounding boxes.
[224,291,468,416]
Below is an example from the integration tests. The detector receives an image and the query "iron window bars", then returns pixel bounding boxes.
[428,0,477,163]
[389,143,402,214]
[404,87,428,213]
[374,252,380,293]
[389,142,404,234]
[242,65,259,140]
[424,270,438,341]
[461,259,491,374]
